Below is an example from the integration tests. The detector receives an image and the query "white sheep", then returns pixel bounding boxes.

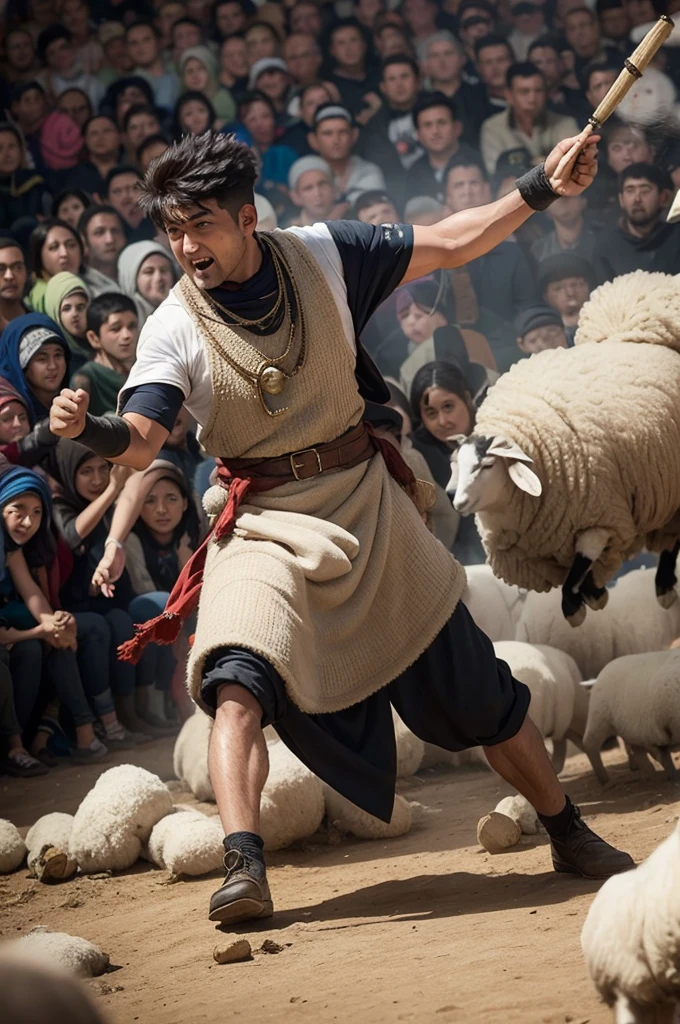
[145,807,225,877]
[14,928,109,978]
[493,641,590,773]
[392,708,424,777]
[581,820,680,1023]
[324,788,412,839]
[69,764,173,873]
[516,568,680,681]
[462,564,526,641]
[477,794,541,854]
[25,813,76,883]
[260,739,326,851]
[0,819,26,874]
[173,710,214,802]
[582,650,680,786]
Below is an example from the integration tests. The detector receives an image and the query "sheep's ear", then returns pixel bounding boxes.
[508,461,542,496]
[487,438,534,464]
[446,433,468,451]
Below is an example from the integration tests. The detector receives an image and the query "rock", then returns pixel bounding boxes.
[476,811,522,854]
[213,939,252,964]
[259,939,284,954]
[32,845,77,884]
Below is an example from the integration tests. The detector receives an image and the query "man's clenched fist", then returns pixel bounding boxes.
[50,387,90,438]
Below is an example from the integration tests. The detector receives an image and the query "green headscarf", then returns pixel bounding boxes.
[179,46,236,121]
[43,272,91,368]
[27,278,47,313]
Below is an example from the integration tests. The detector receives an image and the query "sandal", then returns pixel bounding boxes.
[6,751,49,778]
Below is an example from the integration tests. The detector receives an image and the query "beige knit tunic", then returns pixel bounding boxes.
[177,231,466,715]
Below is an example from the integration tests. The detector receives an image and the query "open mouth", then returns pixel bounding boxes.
[192,258,214,273]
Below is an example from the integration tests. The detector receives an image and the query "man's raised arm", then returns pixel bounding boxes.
[403,128,599,285]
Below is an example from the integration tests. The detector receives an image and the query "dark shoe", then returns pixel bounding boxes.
[208,850,274,925]
[70,738,109,764]
[551,806,635,879]
[5,751,49,778]
[33,747,61,768]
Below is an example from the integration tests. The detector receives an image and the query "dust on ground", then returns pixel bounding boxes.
[1,742,678,1024]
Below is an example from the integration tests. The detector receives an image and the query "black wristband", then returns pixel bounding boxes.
[516,162,559,212]
[75,413,131,458]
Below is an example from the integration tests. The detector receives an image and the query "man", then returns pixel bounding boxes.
[282,34,323,93]
[563,7,620,73]
[9,81,49,170]
[79,205,127,296]
[407,93,478,205]
[37,24,104,108]
[69,115,122,197]
[138,134,170,174]
[126,21,179,113]
[105,166,156,242]
[3,28,41,90]
[0,239,28,326]
[583,61,619,113]
[420,31,491,146]
[597,0,631,48]
[326,19,378,115]
[51,127,633,930]
[360,55,423,186]
[531,194,596,262]
[593,162,680,280]
[309,104,386,206]
[457,0,496,75]
[528,34,583,117]
[122,104,163,164]
[402,0,440,47]
[507,1,548,61]
[348,190,400,225]
[515,304,569,354]
[282,82,335,156]
[474,35,513,110]
[480,62,579,174]
[170,17,203,64]
[539,252,594,343]
[287,156,337,225]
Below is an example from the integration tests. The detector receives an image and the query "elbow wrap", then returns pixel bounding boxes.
[75,413,131,459]
[516,163,559,212]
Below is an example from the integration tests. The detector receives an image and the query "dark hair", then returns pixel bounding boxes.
[1,487,56,570]
[619,161,672,193]
[105,164,143,196]
[446,152,488,180]
[474,33,513,58]
[10,80,46,105]
[381,53,420,78]
[172,16,202,37]
[82,113,119,139]
[413,91,458,128]
[527,33,562,58]
[580,59,621,92]
[87,292,138,334]
[245,19,281,41]
[101,76,155,119]
[126,19,160,38]
[37,24,72,63]
[122,103,160,134]
[173,91,217,139]
[410,360,473,427]
[57,87,92,113]
[137,133,169,163]
[326,17,371,52]
[211,0,256,41]
[348,190,398,218]
[29,219,84,278]
[0,122,24,152]
[138,131,258,228]
[507,61,544,88]
[565,4,597,17]
[52,188,91,219]
[78,203,126,238]
[238,89,276,119]
[0,236,24,257]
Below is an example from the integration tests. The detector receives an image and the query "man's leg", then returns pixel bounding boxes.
[483,715,566,817]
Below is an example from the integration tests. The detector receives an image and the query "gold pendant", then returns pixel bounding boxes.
[259,365,286,395]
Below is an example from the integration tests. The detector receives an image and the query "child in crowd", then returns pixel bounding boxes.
[71,293,138,415]
[515,305,569,356]
[0,379,30,446]
[0,313,70,423]
[44,271,91,372]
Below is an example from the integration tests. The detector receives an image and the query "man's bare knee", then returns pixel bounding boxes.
[214,683,264,732]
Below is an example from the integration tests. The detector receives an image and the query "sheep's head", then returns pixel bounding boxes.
[447,434,543,515]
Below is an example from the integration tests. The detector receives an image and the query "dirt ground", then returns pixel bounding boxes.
[1,741,678,1024]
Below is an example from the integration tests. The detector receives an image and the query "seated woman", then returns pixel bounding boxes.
[0,313,70,424]
[409,360,486,566]
[0,465,127,763]
[27,219,84,313]
[44,271,91,372]
[117,241,176,329]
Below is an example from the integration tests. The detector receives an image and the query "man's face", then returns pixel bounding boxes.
[242,100,275,146]
[564,11,599,57]
[358,200,399,225]
[460,9,494,46]
[529,46,562,90]
[417,105,460,156]
[157,2,184,43]
[330,26,366,69]
[215,1,246,36]
[12,87,47,131]
[518,322,568,354]
[126,111,161,148]
[290,3,323,36]
[624,0,655,27]
[283,34,322,85]
[544,275,590,323]
[85,213,126,266]
[508,73,546,120]
[619,177,663,229]
[57,88,91,127]
[425,39,464,83]
[381,62,419,108]
[107,173,142,224]
[607,128,652,173]
[6,30,35,71]
[173,22,202,54]
[165,199,255,290]
[446,165,490,212]
[86,117,120,159]
[402,0,436,32]
[46,36,75,74]
[220,36,249,78]
[312,118,355,162]
[600,5,629,40]
[105,36,134,73]
[477,44,512,92]
[0,246,27,304]
[255,69,291,104]
[546,194,586,226]
[293,169,335,218]
[586,68,617,108]
[127,25,159,67]
[300,85,331,125]
[61,0,88,36]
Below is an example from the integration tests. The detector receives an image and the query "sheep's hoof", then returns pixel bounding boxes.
[656,588,678,610]
[34,845,77,884]
[564,603,587,628]
[476,811,521,854]
[583,588,608,611]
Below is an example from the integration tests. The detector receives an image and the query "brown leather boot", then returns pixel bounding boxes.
[550,806,635,879]
[208,850,274,925]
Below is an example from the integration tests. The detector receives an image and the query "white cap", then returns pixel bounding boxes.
[288,155,332,191]
[248,57,289,89]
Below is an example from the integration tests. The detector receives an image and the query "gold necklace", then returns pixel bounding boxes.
[205,235,286,329]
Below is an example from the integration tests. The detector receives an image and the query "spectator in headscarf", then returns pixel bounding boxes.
[179,45,236,123]
[0,313,70,425]
[43,271,91,372]
[117,240,176,327]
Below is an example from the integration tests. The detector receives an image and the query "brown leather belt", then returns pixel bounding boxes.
[221,421,374,482]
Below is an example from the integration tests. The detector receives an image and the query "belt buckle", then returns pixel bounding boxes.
[290,447,323,480]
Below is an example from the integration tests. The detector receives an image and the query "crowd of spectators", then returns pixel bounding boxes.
[0,0,679,778]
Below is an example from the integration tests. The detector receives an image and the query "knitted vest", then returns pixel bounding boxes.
[177,230,466,714]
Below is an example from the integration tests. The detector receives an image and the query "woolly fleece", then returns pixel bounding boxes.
[15,928,109,978]
[462,564,525,641]
[145,807,224,876]
[324,789,412,839]
[0,819,26,874]
[581,820,680,1012]
[25,813,75,880]
[173,711,214,802]
[260,740,326,851]
[69,765,173,873]
[392,708,424,777]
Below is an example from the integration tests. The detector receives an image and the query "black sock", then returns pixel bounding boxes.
[224,831,266,872]
[537,796,577,839]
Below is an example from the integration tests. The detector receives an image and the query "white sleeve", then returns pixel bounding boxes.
[126,295,198,398]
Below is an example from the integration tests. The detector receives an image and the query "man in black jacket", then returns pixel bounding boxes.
[406,93,480,205]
